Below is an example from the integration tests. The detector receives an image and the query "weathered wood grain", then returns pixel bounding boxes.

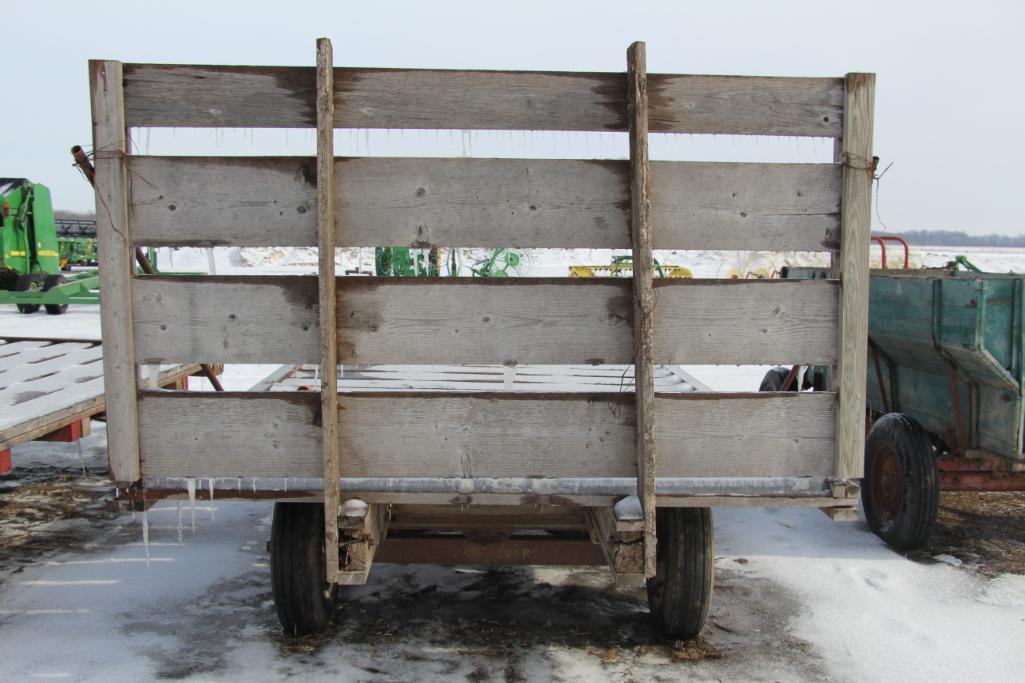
[132,275,319,363]
[122,63,843,136]
[834,73,875,481]
[315,38,342,582]
[127,156,839,251]
[627,41,657,578]
[137,391,836,480]
[90,59,140,482]
[131,277,838,366]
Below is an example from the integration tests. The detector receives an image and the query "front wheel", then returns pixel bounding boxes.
[646,507,714,639]
[270,502,338,636]
[862,413,939,551]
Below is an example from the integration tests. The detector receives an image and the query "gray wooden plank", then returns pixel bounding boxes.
[833,73,875,481]
[0,344,101,387]
[123,64,842,136]
[128,156,839,251]
[0,341,77,371]
[132,276,838,366]
[137,391,836,480]
[315,37,342,582]
[90,59,141,482]
[626,40,657,577]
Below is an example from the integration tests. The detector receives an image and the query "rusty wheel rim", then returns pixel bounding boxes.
[869,442,902,520]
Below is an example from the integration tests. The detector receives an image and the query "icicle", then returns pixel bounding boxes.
[187,478,197,534]
[142,509,151,566]
[252,479,257,493]
[176,501,183,544]
[237,477,242,493]
[208,479,216,521]
[283,477,288,492]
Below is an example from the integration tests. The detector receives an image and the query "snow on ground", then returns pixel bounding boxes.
[2,248,1025,680]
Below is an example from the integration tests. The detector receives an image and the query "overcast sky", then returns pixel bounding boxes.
[5,0,1023,234]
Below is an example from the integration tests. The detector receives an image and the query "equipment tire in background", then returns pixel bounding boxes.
[862,412,939,551]
[16,303,41,314]
[646,507,714,639]
[759,366,796,392]
[270,502,338,636]
[43,274,69,315]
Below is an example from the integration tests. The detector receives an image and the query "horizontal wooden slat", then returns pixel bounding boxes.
[132,276,838,365]
[128,156,839,250]
[123,64,842,136]
[138,391,836,480]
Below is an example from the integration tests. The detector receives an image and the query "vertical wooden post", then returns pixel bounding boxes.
[626,41,657,578]
[316,38,341,582]
[89,60,140,482]
[834,73,875,481]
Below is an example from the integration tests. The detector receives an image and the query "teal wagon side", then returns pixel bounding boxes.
[867,271,1025,464]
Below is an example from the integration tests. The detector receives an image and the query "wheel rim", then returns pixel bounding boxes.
[869,442,902,520]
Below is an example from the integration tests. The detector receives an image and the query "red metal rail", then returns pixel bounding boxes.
[870,235,910,269]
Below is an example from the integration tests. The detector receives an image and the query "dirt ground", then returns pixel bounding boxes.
[909,491,1025,575]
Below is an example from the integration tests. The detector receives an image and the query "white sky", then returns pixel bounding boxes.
[4,0,1023,234]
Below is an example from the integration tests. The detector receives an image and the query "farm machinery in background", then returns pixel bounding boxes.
[768,235,1025,553]
[0,178,102,313]
[0,176,162,313]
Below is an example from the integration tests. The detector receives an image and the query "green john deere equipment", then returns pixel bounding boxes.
[0,178,100,314]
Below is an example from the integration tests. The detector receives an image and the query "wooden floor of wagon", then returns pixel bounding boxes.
[0,337,202,472]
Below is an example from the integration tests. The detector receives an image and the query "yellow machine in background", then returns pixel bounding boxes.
[569,255,692,279]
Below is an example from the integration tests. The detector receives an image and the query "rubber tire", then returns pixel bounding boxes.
[270,502,337,636]
[646,507,714,639]
[862,413,939,552]
[43,274,69,315]
[16,303,41,314]
[759,366,795,392]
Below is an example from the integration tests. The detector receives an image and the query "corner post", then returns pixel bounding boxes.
[835,73,876,481]
[316,38,341,582]
[626,41,657,578]
[89,60,140,482]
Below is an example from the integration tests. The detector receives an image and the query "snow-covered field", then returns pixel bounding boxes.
[2,246,1025,681]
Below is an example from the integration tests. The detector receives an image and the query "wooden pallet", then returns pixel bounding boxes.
[0,337,202,462]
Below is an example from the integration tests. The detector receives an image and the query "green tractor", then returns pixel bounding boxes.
[0,178,99,314]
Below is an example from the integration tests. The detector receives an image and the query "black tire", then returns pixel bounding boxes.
[759,366,796,392]
[16,303,41,314]
[43,274,69,315]
[45,303,69,315]
[270,502,337,636]
[646,507,714,639]
[862,413,939,552]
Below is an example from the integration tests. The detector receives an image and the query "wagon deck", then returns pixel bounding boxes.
[0,337,201,470]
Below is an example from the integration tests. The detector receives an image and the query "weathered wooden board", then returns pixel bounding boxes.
[132,276,838,366]
[123,64,843,137]
[90,59,141,482]
[138,391,836,480]
[834,73,875,480]
[127,156,840,251]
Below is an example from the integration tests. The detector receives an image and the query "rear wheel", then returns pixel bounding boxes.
[270,502,337,636]
[862,413,939,551]
[646,507,714,639]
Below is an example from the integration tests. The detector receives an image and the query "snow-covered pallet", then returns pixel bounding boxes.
[89,39,874,637]
[0,337,201,455]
